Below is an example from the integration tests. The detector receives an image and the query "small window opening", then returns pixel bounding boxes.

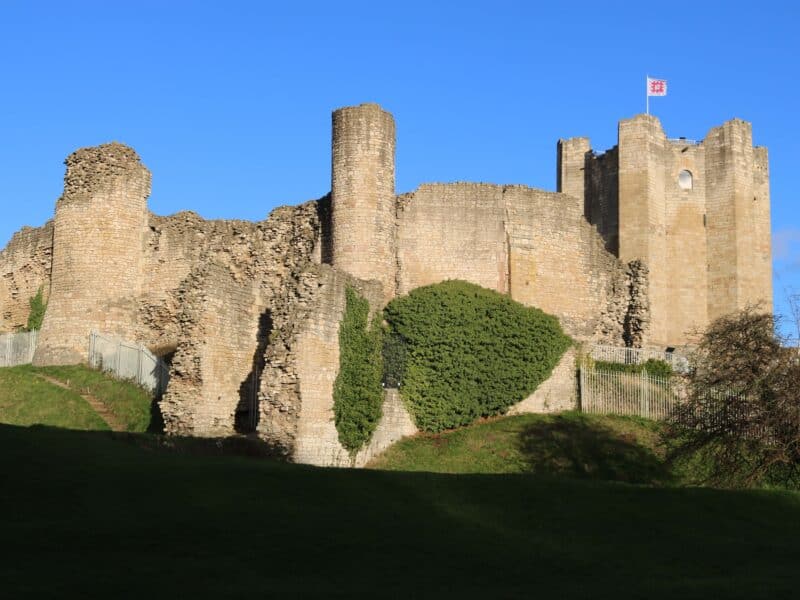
[678,170,693,190]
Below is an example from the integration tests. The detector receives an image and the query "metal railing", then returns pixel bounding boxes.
[88,331,169,396]
[590,344,689,372]
[0,330,38,367]
[579,366,680,420]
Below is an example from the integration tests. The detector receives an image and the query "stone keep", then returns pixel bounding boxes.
[559,114,772,347]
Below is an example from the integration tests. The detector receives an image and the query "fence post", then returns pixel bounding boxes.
[136,344,143,387]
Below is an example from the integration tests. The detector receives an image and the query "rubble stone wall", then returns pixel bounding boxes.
[257,264,386,465]
[158,202,321,437]
[0,222,53,332]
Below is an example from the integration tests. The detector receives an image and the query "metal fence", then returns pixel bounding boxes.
[0,330,38,367]
[579,366,681,420]
[89,331,169,396]
[590,344,689,373]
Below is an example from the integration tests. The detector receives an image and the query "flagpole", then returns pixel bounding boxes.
[646,75,649,115]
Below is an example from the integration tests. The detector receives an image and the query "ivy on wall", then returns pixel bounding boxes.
[384,280,572,432]
[333,287,384,453]
[25,287,46,332]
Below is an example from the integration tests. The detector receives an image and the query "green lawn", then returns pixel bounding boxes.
[1,364,157,432]
[1,423,799,598]
[369,412,674,482]
[0,365,109,430]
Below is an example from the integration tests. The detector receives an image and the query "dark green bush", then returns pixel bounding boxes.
[384,280,572,432]
[25,287,46,331]
[333,287,384,452]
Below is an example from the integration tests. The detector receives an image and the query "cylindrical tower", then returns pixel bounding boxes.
[330,103,396,300]
[33,143,150,365]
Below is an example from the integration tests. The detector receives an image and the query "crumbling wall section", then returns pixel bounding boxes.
[258,264,397,466]
[158,201,321,437]
[0,222,53,332]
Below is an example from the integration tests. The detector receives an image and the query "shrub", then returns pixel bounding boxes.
[664,306,800,488]
[384,280,572,432]
[26,287,47,331]
[333,287,384,453]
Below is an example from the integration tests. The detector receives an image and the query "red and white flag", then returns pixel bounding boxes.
[647,77,667,96]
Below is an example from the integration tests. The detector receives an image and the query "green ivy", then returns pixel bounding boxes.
[384,280,572,432]
[333,287,384,453]
[25,287,47,331]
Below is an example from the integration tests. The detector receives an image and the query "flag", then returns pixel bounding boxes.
[647,77,667,97]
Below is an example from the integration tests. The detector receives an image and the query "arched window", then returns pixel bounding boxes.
[678,170,693,190]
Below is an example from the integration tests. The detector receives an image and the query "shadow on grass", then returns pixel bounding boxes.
[2,422,289,462]
[517,415,671,485]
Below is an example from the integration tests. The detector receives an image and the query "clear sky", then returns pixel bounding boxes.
[2,1,798,336]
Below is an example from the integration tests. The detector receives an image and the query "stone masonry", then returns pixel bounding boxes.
[0,104,772,466]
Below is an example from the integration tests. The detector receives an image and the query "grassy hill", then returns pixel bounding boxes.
[368,412,673,483]
[2,366,799,597]
[0,364,157,432]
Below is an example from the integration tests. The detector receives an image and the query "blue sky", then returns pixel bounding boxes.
[2,1,798,335]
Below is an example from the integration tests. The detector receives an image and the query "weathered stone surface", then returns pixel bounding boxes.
[257,264,385,465]
[0,222,53,332]
[157,201,321,437]
[33,143,150,365]
[562,114,772,347]
[508,348,578,415]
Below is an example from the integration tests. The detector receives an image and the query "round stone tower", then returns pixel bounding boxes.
[33,143,150,365]
[330,103,396,300]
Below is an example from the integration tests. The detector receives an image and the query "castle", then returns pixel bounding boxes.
[0,103,772,465]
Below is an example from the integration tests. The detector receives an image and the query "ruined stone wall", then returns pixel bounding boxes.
[395,182,640,342]
[158,201,321,437]
[331,103,396,301]
[257,264,390,466]
[33,143,150,365]
[0,222,53,332]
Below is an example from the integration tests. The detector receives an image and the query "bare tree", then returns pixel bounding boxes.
[665,306,800,488]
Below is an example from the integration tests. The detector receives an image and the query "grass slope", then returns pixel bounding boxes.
[1,423,799,598]
[0,364,156,432]
[0,366,109,431]
[369,412,673,484]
